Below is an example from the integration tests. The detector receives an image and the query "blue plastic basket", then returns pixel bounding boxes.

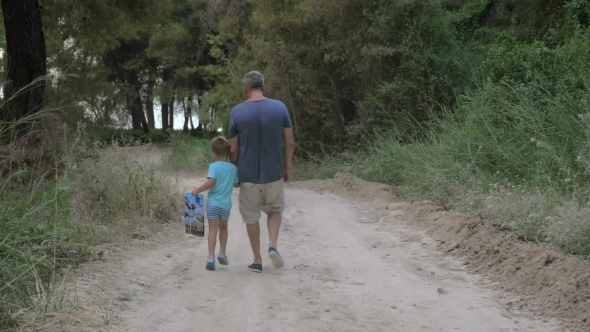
[184,192,205,235]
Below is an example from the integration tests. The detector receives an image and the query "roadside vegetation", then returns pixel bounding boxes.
[292,29,590,258]
[4,0,590,329]
[0,119,176,329]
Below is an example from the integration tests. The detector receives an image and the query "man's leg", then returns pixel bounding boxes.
[239,182,263,271]
[267,212,281,249]
[263,179,285,268]
[246,222,262,264]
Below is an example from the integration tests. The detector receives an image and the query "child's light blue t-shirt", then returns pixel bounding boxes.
[207,161,239,210]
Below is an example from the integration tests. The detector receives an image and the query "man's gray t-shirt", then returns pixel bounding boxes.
[228,99,292,184]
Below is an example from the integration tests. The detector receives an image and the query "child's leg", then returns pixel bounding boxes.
[208,219,220,259]
[218,219,229,255]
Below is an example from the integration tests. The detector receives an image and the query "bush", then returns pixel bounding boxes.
[164,135,215,173]
[71,139,177,242]
[0,121,88,328]
[1,122,179,329]
[300,31,590,258]
[0,176,87,328]
[86,127,220,146]
[86,127,171,144]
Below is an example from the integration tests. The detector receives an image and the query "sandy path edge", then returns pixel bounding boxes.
[34,172,588,332]
[296,173,590,332]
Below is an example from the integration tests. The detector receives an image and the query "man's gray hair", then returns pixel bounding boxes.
[243,71,265,90]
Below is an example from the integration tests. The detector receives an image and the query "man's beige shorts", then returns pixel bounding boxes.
[239,179,285,224]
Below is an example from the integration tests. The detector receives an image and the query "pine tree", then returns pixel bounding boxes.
[1,0,46,135]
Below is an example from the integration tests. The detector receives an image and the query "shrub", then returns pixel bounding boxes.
[1,122,179,329]
[300,31,590,258]
[0,121,88,328]
[71,139,177,242]
[164,135,215,173]
[86,127,171,145]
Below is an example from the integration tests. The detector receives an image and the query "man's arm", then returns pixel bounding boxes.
[283,127,295,183]
[228,109,239,165]
[229,136,239,165]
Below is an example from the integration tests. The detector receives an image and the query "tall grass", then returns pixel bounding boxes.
[346,86,590,255]
[1,116,178,329]
[71,138,177,243]
[299,32,590,258]
[164,134,215,173]
[0,114,88,328]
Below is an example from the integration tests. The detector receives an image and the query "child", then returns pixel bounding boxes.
[192,136,240,271]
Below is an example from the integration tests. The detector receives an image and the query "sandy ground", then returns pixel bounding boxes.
[45,173,571,332]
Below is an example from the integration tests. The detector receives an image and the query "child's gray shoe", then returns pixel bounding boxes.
[206,258,215,271]
[217,254,229,265]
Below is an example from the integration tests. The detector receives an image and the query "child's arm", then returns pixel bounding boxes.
[191,178,216,197]
[193,164,218,200]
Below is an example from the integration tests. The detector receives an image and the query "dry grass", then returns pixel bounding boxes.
[163,134,214,173]
[1,122,180,330]
[70,139,178,244]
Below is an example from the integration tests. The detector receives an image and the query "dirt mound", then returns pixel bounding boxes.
[294,173,590,332]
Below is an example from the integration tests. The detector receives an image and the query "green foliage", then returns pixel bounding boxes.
[0,119,88,328]
[0,121,177,328]
[87,127,171,144]
[299,28,590,258]
[0,177,86,328]
[164,135,215,172]
[6,1,590,327]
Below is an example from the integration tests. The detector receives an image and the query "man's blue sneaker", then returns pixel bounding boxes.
[268,247,284,268]
[248,263,262,273]
[217,254,229,265]
[206,258,215,271]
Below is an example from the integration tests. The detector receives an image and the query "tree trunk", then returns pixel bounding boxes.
[102,105,111,127]
[193,96,203,132]
[183,96,193,133]
[133,82,150,134]
[161,101,169,132]
[130,100,142,130]
[169,96,175,130]
[182,116,189,133]
[1,0,47,135]
[188,96,195,130]
[329,77,346,139]
[128,96,141,130]
[160,69,173,132]
[182,100,189,134]
[145,79,156,129]
[134,93,149,133]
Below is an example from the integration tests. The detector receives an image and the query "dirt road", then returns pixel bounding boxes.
[59,174,565,332]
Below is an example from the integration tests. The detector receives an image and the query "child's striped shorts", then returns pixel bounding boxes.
[206,203,230,220]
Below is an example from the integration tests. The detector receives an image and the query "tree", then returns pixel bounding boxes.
[147,0,218,134]
[103,37,152,133]
[169,95,175,131]
[37,0,171,130]
[183,96,194,133]
[144,71,157,129]
[1,0,47,133]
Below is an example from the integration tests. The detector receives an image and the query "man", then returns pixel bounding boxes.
[228,71,295,273]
